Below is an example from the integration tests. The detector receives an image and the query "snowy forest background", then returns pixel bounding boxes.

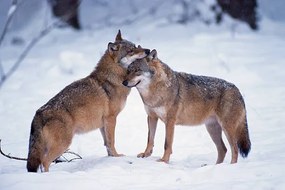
[0,0,284,89]
[0,0,285,190]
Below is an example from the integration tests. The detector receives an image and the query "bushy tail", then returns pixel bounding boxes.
[27,115,44,172]
[237,118,251,158]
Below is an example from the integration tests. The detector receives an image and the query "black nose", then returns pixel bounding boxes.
[145,49,150,55]
[122,80,128,86]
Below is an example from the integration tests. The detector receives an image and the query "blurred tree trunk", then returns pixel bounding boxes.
[48,0,81,30]
[216,0,258,30]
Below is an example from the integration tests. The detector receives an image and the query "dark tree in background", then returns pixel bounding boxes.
[45,0,258,31]
[48,0,81,30]
[213,0,258,30]
[0,0,261,88]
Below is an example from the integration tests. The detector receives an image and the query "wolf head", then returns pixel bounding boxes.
[122,49,160,88]
[108,30,150,68]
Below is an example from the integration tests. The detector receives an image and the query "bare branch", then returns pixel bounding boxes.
[54,149,82,163]
[64,149,83,162]
[0,139,27,161]
[0,0,19,47]
[0,24,54,89]
[0,139,82,163]
[0,0,82,89]
[0,60,5,81]
[0,0,20,82]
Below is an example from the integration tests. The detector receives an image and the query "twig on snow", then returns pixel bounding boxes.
[0,139,82,163]
[0,139,27,161]
[54,149,83,163]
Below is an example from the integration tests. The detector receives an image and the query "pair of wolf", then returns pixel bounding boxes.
[27,31,251,172]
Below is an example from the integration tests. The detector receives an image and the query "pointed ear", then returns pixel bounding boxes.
[115,30,123,42]
[148,49,157,60]
[108,42,119,53]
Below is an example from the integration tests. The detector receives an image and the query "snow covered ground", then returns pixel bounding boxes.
[1,6,285,190]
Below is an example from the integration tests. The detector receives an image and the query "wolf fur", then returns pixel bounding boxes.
[123,49,251,164]
[27,31,150,172]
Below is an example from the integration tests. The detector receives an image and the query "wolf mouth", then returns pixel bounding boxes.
[123,80,141,88]
[134,80,141,87]
[128,80,140,88]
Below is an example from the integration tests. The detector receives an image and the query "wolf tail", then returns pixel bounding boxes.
[237,116,251,158]
[27,114,44,172]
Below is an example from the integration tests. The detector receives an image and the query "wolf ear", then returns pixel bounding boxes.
[148,49,157,60]
[115,30,123,42]
[108,42,119,53]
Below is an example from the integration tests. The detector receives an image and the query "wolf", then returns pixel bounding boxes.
[27,30,150,172]
[123,49,251,164]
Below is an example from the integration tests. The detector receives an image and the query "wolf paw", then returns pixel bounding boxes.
[108,152,125,157]
[113,153,125,157]
[137,152,152,158]
[157,158,169,164]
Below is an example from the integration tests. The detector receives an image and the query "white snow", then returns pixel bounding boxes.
[1,2,285,190]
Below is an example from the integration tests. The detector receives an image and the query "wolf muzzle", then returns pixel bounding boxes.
[122,80,129,87]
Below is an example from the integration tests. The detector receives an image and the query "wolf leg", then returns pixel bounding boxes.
[222,124,239,164]
[104,116,123,157]
[137,116,158,158]
[205,120,227,164]
[100,127,107,147]
[158,119,175,163]
[42,121,73,172]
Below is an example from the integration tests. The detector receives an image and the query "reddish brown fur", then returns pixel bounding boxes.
[27,31,150,172]
[124,49,251,164]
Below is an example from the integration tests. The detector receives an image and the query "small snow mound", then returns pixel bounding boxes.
[59,51,86,75]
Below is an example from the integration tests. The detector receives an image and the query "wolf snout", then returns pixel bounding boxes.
[122,80,128,87]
